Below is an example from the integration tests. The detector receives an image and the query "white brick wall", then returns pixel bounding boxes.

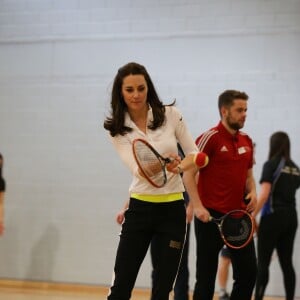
[0,0,300,297]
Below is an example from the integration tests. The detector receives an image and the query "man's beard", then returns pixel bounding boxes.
[226,116,244,131]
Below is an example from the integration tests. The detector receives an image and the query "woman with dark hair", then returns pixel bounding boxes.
[253,131,300,300]
[0,153,5,236]
[104,62,206,300]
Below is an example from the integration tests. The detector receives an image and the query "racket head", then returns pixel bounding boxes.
[132,138,167,188]
[218,209,254,249]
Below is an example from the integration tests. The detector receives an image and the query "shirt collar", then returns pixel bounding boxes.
[124,105,153,128]
[217,121,239,141]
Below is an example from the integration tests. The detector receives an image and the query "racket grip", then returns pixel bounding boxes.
[244,197,250,204]
[194,152,209,168]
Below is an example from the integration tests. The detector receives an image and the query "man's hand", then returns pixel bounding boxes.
[244,192,257,213]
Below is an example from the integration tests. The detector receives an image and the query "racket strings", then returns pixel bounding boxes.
[134,141,166,186]
[222,213,253,247]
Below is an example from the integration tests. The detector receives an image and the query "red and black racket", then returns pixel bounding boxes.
[210,209,255,249]
[132,138,209,188]
[132,138,174,188]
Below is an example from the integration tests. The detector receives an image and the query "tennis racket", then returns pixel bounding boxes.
[210,209,255,249]
[132,138,209,188]
[132,138,174,188]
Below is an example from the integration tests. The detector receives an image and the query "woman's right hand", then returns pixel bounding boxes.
[116,210,125,225]
[165,153,181,173]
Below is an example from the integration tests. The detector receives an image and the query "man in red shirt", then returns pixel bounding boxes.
[183,90,257,300]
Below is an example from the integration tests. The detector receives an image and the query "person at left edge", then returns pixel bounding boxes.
[0,153,6,236]
[103,62,205,300]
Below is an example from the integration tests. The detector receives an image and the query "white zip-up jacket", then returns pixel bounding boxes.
[110,105,198,198]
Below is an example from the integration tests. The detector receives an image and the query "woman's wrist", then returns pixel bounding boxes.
[177,165,183,174]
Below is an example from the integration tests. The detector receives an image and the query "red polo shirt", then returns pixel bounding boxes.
[195,121,254,213]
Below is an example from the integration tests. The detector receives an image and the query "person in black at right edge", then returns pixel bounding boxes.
[253,131,300,300]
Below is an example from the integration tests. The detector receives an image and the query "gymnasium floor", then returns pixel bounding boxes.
[0,284,298,300]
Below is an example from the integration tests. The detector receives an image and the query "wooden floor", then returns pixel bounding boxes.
[0,288,290,300]
[0,280,296,300]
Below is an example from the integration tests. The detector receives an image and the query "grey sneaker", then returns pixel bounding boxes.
[219,292,230,300]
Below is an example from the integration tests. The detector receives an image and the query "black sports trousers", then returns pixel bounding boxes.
[107,198,186,300]
[193,210,257,300]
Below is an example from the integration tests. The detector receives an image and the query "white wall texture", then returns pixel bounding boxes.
[0,0,299,297]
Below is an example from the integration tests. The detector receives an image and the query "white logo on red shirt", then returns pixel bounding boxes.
[220,146,228,152]
[238,147,246,154]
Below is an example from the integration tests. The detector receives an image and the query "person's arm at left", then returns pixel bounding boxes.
[0,192,4,236]
[244,168,257,213]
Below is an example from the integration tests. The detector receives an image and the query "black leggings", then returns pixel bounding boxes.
[255,208,298,300]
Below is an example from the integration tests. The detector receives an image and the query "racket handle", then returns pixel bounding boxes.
[194,152,209,168]
[244,197,250,204]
